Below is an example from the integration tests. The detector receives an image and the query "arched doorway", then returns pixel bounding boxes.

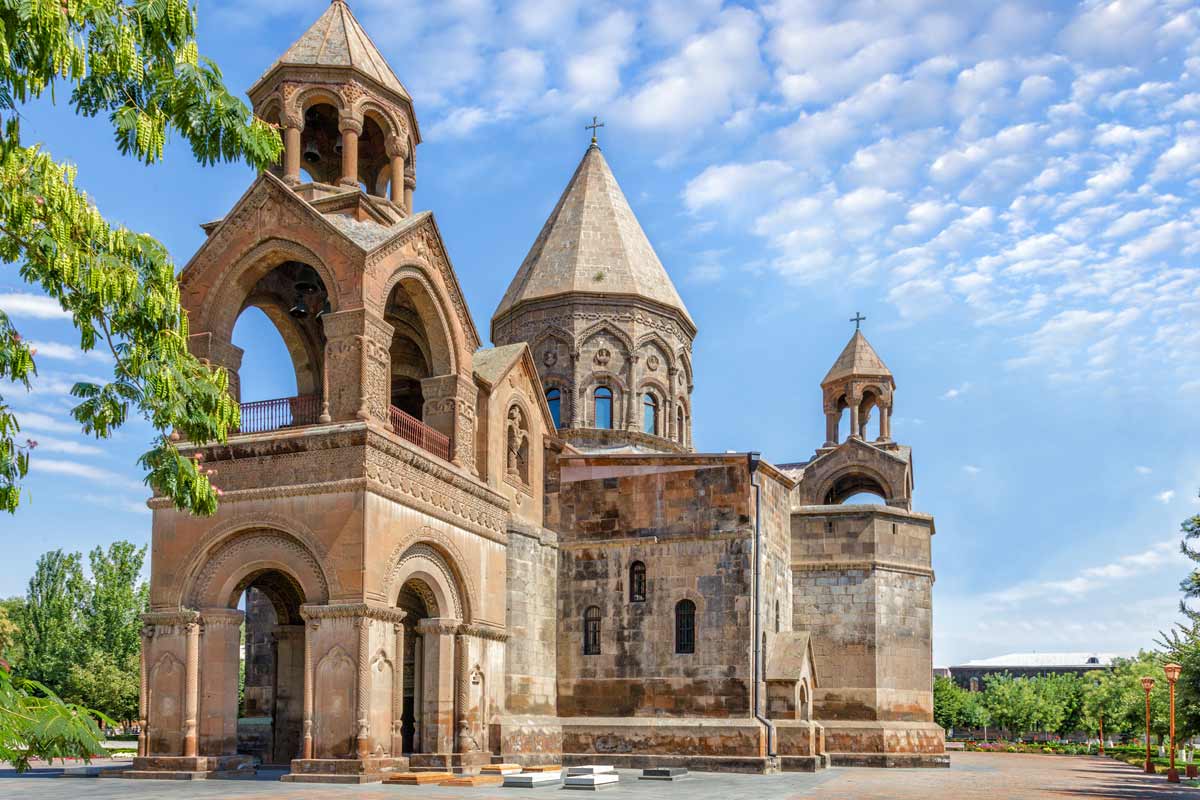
[395,578,436,754]
[236,571,306,767]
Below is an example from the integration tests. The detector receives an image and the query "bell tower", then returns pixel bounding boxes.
[247,0,420,212]
[819,327,895,448]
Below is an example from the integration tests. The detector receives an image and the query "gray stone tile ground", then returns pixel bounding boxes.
[0,753,1195,800]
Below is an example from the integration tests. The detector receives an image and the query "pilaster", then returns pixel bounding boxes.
[321,308,393,424]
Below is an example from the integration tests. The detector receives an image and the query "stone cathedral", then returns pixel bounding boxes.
[132,1,946,782]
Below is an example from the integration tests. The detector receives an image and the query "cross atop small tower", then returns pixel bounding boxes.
[849,312,866,331]
[586,115,605,146]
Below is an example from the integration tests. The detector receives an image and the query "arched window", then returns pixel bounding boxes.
[643,393,658,435]
[546,389,561,430]
[594,387,613,429]
[675,599,696,654]
[583,606,601,655]
[629,561,646,603]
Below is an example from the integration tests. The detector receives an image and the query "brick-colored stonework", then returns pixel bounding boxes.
[134,0,942,783]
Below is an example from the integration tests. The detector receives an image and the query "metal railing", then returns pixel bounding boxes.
[389,405,450,461]
[236,395,321,435]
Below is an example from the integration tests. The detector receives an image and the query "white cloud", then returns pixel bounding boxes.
[963,465,982,476]
[1151,135,1200,183]
[12,410,77,434]
[682,161,792,214]
[26,340,111,364]
[1158,490,1176,504]
[0,293,68,320]
[32,458,143,492]
[942,382,971,400]
[429,106,491,139]
[988,538,1183,605]
[626,7,765,135]
[26,436,103,456]
[1135,465,1152,475]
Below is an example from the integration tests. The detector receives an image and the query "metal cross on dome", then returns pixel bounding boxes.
[850,312,866,330]
[586,115,605,145]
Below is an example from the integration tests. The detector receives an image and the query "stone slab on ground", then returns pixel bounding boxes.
[481,763,525,774]
[440,774,505,786]
[640,767,688,781]
[567,765,615,775]
[384,771,455,785]
[503,770,563,787]
[564,772,620,790]
[524,764,563,772]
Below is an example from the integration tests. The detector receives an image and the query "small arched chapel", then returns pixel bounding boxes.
[134,0,945,782]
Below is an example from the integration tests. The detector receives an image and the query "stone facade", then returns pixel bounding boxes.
[133,1,942,783]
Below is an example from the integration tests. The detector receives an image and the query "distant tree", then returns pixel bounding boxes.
[0,597,25,664]
[15,551,86,690]
[64,650,138,725]
[1180,490,1200,624]
[0,0,282,515]
[982,673,1039,737]
[0,605,15,660]
[933,676,966,731]
[81,541,147,663]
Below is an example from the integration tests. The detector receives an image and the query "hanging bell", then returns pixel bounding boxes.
[302,138,320,164]
[288,291,309,319]
[316,299,332,320]
[334,133,343,155]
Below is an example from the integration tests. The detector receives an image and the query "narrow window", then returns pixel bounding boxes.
[675,599,696,654]
[643,393,658,435]
[546,389,561,429]
[629,561,646,602]
[594,387,613,429]
[676,406,684,442]
[775,600,781,633]
[583,606,602,655]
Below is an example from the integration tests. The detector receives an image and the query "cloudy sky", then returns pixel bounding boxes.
[2,0,1199,665]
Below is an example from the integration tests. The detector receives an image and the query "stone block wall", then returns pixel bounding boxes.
[789,504,935,726]
[553,456,757,719]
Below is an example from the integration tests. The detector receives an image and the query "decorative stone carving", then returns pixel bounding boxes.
[594,348,611,367]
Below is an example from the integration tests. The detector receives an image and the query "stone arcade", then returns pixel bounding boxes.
[132,1,946,782]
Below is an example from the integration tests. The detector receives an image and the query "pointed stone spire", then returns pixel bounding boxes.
[250,0,410,102]
[822,330,893,387]
[493,144,693,329]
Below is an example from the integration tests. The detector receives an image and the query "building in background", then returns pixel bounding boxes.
[949,653,1126,691]
[130,0,945,781]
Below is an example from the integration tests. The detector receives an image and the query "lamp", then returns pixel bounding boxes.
[1165,663,1182,783]
[1141,676,1156,774]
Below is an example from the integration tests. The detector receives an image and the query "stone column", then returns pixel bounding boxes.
[421,374,477,469]
[404,173,415,216]
[182,621,200,758]
[624,357,639,432]
[417,618,459,754]
[138,625,151,757]
[283,125,302,184]
[391,622,406,756]
[454,631,472,753]
[880,404,892,441]
[355,617,371,759]
[824,410,838,447]
[858,404,870,440]
[339,116,362,189]
[848,402,860,440]
[302,619,317,759]
[321,309,393,424]
[385,135,408,208]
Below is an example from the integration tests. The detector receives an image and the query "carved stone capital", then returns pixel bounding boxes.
[338,114,364,136]
[300,603,410,625]
[384,135,409,159]
[416,617,462,636]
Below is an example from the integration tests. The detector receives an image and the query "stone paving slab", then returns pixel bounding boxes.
[0,753,1197,799]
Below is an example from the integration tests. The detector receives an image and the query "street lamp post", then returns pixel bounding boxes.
[1099,713,1105,756]
[1141,676,1156,774]
[1165,663,1182,784]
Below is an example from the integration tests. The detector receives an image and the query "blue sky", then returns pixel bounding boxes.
[2,0,1199,666]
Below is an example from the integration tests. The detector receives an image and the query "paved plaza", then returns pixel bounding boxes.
[0,753,1196,800]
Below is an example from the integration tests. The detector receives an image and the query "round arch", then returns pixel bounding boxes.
[380,265,460,376]
[182,527,331,611]
[818,465,896,505]
[200,238,340,342]
[289,86,345,122]
[384,538,474,623]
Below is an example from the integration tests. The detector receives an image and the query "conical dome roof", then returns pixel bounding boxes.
[494,144,693,328]
[251,0,410,101]
[822,331,893,386]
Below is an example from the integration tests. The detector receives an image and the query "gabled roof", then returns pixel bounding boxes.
[822,330,893,386]
[251,0,410,102]
[493,144,693,329]
[472,344,557,433]
[765,631,819,688]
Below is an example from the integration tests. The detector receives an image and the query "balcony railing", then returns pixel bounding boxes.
[389,405,450,461]
[236,394,321,435]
